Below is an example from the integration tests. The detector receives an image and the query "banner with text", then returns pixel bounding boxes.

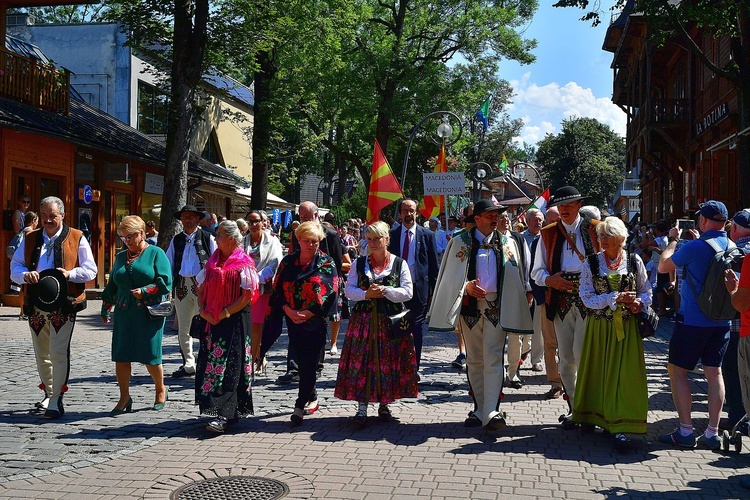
[423,172,466,196]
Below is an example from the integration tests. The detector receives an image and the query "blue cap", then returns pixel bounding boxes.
[696,200,728,222]
[733,210,750,229]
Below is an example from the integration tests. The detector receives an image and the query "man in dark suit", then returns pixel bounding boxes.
[389,199,439,369]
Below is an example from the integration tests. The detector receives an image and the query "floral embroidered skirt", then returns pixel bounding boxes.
[334,305,418,404]
[195,308,253,418]
[572,313,648,434]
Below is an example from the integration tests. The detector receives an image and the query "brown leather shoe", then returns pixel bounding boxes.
[483,414,507,432]
[545,386,563,399]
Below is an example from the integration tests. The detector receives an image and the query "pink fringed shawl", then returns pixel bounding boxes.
[200,247,259,319]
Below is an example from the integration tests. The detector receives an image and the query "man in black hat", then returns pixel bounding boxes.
[429,199,533,431]
[10,196,97,418]
[531,186,600,428]
[166,205,217,378]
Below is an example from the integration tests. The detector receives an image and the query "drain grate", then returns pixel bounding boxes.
[171,476,289,500]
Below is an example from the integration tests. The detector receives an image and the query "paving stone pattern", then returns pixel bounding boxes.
[0,303,748,498]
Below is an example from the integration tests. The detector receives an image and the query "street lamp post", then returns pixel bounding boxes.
[399,111,464,198]
[512,161,544,192]
[467,161,493,202]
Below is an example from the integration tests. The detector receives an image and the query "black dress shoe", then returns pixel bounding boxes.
[42,398,64,419]
[483,414,507,432]
[277,372,299,384]
[171,366,195,378]
[506,378,524,389]
[464,412,482,428]
[561,417,579,431]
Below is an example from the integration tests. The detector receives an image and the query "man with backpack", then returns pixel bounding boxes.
[657,201,734,449]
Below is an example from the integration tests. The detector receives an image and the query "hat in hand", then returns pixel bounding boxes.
[696,200,728,222]
[29,268,68,312]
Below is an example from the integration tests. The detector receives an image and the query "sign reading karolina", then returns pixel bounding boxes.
[423,172,466,195]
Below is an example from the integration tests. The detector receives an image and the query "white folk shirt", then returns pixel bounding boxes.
[531,215,586,286]
[10,226,98,283]
[345,256,413,303]
[166,228,218,278]
[474,229,498,294]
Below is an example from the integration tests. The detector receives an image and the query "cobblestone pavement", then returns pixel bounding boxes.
[0,303,748,499]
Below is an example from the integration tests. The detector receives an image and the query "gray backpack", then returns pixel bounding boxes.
[686,238,744,321]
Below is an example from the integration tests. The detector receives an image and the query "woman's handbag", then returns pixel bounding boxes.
[146,299,174,318]
[189,314,207,339]
[636,306,659,339]
[385,305,413,339]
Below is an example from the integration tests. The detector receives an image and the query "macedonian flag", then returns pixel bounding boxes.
[366,140,404,225]
[419,141,447,219]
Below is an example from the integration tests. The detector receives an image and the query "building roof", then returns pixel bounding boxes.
[5,34,51,64]
[0,95,249,188]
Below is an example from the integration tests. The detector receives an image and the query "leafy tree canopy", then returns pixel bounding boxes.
[535,117,625,208]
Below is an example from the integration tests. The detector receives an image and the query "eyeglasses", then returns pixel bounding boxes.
[119,233,141,242]
[248,220,263,225]
[401,209,417,215]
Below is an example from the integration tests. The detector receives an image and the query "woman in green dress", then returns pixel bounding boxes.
[101,215,172,415]
[574,216,652,449]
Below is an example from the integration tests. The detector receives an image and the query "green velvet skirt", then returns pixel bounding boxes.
[572,307,648,434]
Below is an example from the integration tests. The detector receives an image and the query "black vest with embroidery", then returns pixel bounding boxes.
[586,252,638,322]
[172,229,211,280]
[352,255,405,316]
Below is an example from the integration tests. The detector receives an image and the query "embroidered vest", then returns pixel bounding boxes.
[540,217,600,321]
[172,229,211,280]
[22,225,87,313]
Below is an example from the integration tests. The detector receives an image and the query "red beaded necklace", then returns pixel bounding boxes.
[604,250,623,270]
[370,252,390,274]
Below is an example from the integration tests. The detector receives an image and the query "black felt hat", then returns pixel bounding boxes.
[173,205,206,220]
[29,268,68,312]
[472,199,507,222]
[549,186,586,207]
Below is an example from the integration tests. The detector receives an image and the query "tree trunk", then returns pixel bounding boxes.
[251,50,277,210]
[157,0,208,248]
[336,124,346,204]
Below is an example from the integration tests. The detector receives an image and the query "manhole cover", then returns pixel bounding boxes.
[172,476,289,500]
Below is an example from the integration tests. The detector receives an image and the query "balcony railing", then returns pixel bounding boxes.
[648,98,688,125]
[615,178,641,201]
[0,46,69,115]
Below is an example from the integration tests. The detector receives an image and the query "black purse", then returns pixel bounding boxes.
[384,304,413,339]
[628,253,659,339]
[189,314,207,339]
[636,305,659,339]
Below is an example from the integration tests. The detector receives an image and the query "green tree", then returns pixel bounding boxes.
[15,3,109,23]
[536,117,625,208]
[555,0,750,206]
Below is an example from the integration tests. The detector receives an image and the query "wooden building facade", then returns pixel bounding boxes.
[604,1,740,223]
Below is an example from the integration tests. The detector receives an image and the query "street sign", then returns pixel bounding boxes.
[423,172,466,195]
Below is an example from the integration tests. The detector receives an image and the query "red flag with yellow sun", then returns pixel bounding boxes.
[419,142,447,219]
[366,140,404,225]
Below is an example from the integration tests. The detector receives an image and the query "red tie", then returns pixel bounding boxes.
[402,229,411,262]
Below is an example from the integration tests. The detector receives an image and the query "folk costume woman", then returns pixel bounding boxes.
[261,221,338,426]
[574,217,652,449]
[195,220,259,433]
[101,216,172,415]
[334,221,418,428]
[242,210,284,373]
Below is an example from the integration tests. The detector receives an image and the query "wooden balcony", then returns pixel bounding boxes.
[0,46,69,115]
[648,98,688,126]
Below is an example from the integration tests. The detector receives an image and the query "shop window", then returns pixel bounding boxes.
[138,81,169,135]
[141,192,162,230]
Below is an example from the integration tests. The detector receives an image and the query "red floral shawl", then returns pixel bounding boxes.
[200,247,259,319]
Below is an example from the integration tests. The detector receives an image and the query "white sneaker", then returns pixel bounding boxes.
[330,345,338,356]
